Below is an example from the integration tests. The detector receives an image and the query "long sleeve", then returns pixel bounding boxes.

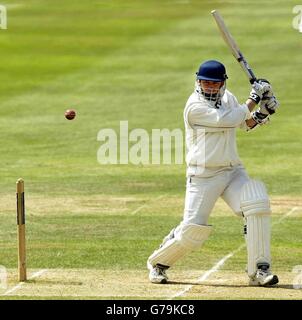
[188,102,250,129]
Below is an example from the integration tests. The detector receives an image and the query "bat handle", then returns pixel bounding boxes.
[250,78,271,85]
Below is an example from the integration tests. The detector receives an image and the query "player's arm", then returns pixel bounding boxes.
[188,103,250,129]
[245,99,258,128]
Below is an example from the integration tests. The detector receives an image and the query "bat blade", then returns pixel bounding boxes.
[211,10,257,84]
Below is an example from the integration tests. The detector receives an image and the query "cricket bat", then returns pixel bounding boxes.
[211,10,257,84]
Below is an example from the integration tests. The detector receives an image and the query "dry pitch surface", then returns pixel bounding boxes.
[1,197,302,300]
[1,268,302,300]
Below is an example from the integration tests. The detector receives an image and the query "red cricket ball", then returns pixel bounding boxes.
[65,109,76,120]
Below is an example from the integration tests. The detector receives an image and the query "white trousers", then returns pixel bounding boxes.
[183,165,249,225]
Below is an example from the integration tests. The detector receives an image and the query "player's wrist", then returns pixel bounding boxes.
[249,92,261,104]
[245,98,258,112]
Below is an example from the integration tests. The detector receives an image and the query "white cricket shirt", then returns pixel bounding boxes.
[184,88,251,177]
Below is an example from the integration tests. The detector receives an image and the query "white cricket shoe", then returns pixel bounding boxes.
[148,263,168,284]
[249,265,279,286]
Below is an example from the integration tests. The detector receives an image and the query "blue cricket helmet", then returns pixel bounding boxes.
[196,60,228,82]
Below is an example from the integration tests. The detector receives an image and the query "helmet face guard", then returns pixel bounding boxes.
[199,81,225,102]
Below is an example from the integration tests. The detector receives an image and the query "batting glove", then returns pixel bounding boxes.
[249,79,272,104]
[251,109,269,125]
[259,95,280,115]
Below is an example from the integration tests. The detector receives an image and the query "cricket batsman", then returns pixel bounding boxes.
[147,60,280,286]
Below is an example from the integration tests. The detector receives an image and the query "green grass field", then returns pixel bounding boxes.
[0,0,301,300]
